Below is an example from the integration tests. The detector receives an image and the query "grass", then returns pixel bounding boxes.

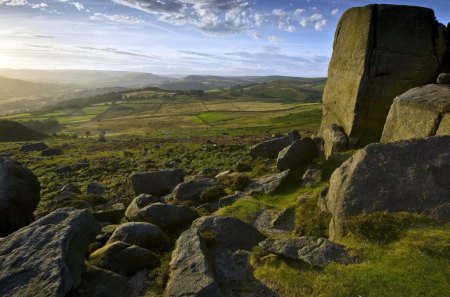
[252,223,450,297]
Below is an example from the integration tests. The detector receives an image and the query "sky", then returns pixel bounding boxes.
[0,0,449,76]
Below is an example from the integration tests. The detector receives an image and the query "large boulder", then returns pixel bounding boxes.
[276,138,318,171]
[106,222,170,251]
[327,136,450,240]
[381,84,450,142]
[250,130,300,159]
[260,237,355,268]
[169,178,221,205]
[0,208,100,297]
[166,228,223,297]
[134,203,198,230]
[320,4,448,155]
[0,157,41,236]
[129,169,184,196]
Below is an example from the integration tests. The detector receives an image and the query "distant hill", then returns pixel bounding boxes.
[0,120,47,142]
[0,69,172,89]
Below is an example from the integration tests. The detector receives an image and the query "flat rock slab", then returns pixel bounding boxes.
[129,169,184,196]
[0,208,100,297]
[327,136,450,240]
[245,170,291,195]
[260,237,355,268]
[382,84,450,142]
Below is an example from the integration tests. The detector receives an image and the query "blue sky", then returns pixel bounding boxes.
[0,0,449,76]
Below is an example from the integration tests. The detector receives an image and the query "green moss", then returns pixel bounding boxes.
[217,199,268,224]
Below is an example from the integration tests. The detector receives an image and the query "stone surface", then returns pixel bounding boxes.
[437,73,450,84]
[0,208,100,297]
[322,124,348,158]
[301,168,322,187]
[260,237,355,268]
[129,169,184,196]
[41,148,62,156]
[135,203,198,230]
[276,138,318,171]
[166,228,223,297]
[244,170,291,195]
[106,222,169,251]
[92,203,125,224]
[327,136,450,240]
[21,142,48,152]
[320,4,447,149]
[76,264,128,297]
[88,241,158,276]
[0,156,41,236]
[218,192,248,208]
[250,130,300,159]
[381,84,450,142]
[170,178,221,205]
[193,216,265,252]
[436,113,450,135]
[87,182,106,195]
[125,194,159,221]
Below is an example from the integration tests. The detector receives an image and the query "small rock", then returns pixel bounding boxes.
[107,222,170,251]
[92,203,126,223]
[89,241,159,276]
[129,169,184,196]
[87,182,106,195]
[60,183,81,194]
[170,178,221,205]
[218,192,247,208]
[76,264,128,297]
[21,142,48,152]
[54,165,72,174]
[215,170,232,179]
[245,170,291,195]
[125,194,160,221]
[323,124,348,158]
[41,148,62,156]
[276,138,318,171]
[437,73,450,84]
[136,203,198,230]
[301,168,322,187]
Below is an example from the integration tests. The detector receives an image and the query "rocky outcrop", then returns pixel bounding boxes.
[166,228,223,297]
[106,222,169,251]
[276,138,318,171]
[244,170,291,195]
[250,130,300,159]
[327,136,450,240]
[125,194,159,221]
[0,208,100,297]
[0,157,41,236]
[381,84,450,142]
[129,169,184,196]
[260,237,355,268]
[301,168,322,187]
[320,4,448,155]
[322,124,348,157]
[133,203,198,230]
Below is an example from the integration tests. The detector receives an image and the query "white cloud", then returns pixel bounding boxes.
[248,30,262,40]
[71,2,84,12]
[90,12,145,24]
[331,9,339,15]
[294,8,305,15]
[268,35,281,45]
[300,13,327,31]
[0,0,47,8]
[314,19,327,30]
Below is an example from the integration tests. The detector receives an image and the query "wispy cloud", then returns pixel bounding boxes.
[90,12,145,24]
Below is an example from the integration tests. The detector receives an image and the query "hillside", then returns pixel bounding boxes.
[0,120,46,142]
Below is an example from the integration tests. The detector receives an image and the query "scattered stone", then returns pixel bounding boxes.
[136,203,198,230]
[125,194,160,221]
[232,173,251,191]
[320,4,447,148]
[245,170,291,195]
[327,136,450,240]
[276,138,318,171]
[234,161,252,172]
[193,216,265,252]
[73,161,90,170]
[92,203,126,223]
[170,178,221,205]
[166,228,223,297]
[199,185,227,203]
[260,237,355,268]
[21,142,48,152]
[129,169,184,196]
[41,148,62,156]
[76,264,128,297]
[250,130,300,159]
[87,182,106,195]
[271,207,296,232]
[200,167,220,178]
[301,168,322,187]
[218,192,248,208]
[322,124,348,158]
[165,161,180,168]
[0,157,40,236]
[54,165,72,174]
[88,241,159,276]
[0,208,100,297]
[437,73,450,84]
[317,187,329,213]
[60,183,81,194]
[195,200,220,214]
[215,170,232,179]
[106,222,170,251]
[381,84,450,142]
